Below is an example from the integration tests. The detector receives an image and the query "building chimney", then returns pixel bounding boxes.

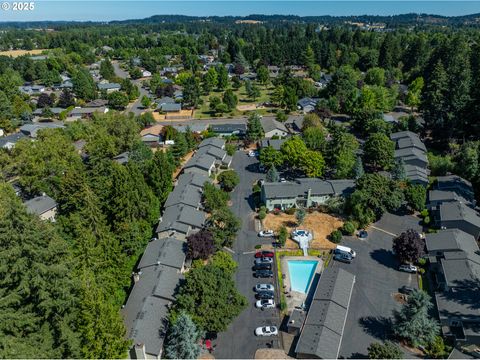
[134,343,146,359]
[133,272,140,283]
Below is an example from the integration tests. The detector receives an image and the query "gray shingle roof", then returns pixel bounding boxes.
[159,103,181,112]
[404,164,429,184]
[196,145,226,161]
[164,184,202,209]
[20,123,65,138]
[97,82,121,90]
[138,238,186,271]
[391,131,426,152]
[176,172,211,190]
[295,267,355,359]
[260,118,288,134]
[436,175,475,203]
[198,137,225,150]
[426,229,479,254]
[394,148,428,164]
[438,201,480,228]
[429,190,470,205]
[156,204,206,234]
[260,139,287,151]
[210,123,247,135]
[24,195,57,215]
[0,132,27,149]
[184,153,216,173]
[262,179,355,200]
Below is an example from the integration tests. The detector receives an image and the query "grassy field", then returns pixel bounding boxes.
[0,49,47,57]
[194,83,275,119]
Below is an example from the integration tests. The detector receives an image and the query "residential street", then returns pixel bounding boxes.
[215,151,282,359]
[112,60,149,115]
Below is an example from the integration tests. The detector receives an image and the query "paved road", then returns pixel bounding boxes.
[338,212,422,358]
[112,60,149,115]
[215,151,281,359]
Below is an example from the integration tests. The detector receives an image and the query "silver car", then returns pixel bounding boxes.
[255,257,273,265]
[255,283,274,292]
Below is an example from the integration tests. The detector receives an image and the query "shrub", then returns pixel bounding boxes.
[342,221,356,235]
[225,143,236,156]
[423,216,430,225]
[278,226,288,247]
[418,268,425,275]
[330,229,342,243]
[258,209,267,220]
[252,184,261,193]
[217,170,240,192]
[420,209,429,218]
[418,258,427,266]
[254,244,261,249]
[285,207,296,215]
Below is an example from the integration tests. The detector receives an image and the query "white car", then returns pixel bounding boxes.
[255,257,273,265]
[258,230,274,237]
[248,150,258,157]
[291,229,313,242]
[399,264,418,273]
[256,299,276,309]
[255,326,278,336]
[255,283,274,292]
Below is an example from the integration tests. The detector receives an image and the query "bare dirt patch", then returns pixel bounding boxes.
[0,49,47,57]
[263,211,343,250]
[237,104,258,111]
[393,293,408,304]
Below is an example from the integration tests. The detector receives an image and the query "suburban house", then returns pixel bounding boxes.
[19,85,45,94]
[157,102,182,113]
[432,201,480,239]
[140,124,164,147]
[33,107,66,118]
[210,123,247,137]
[295,267,355,359]
[286,116,305,133]
[260,118,289,138]
[261,178,355,211]
[156,203,206,240]
[20,123,65,138]
[122,237,186,359]
[85,99,109,108]
[0,132,27,150]
[198,137,225,150]
[390,131,429,185]
[435,175,476,205]
[425,229,480,346]
[173,124,208,134]
[97,82,121,93]
[68,106,109,120]
[297,97,319,113]
[259,139,287,151]
[24,194,57,221]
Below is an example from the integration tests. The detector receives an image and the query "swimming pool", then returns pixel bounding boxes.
[287,260,318,294]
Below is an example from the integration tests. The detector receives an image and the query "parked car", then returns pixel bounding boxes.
[254,269,274,278]
[399,264,417,273]
[258,164,265,172]
[248,150,256,157]
[255,326,278,336]
[399,286,415,295]
[256,299,275,309]
[279,177,287,183]
[255,283,274,292]
[258,230,274,237]
[256,291,274,300]
[255,257,273,265]
[334,252,352,264]
[255,250,274,258]
[253,263,272,271]
[358,229,368,239]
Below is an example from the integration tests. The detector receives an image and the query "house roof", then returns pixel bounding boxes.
[260,139,287,151]
[156,204,206,234]
[138,238,186,271]
[69,107,108,116]
[438,201,480,228]
[159,103,181,112]
[33,107,66,115]
[429,190,470,205]
[164,184,202,209]
[157,96,175,105]
[173,124,208,133]
[198,137,225,150]
[394,147,428,164]
[20,123,65,138]
[113,151,130,165]
[260,118,288,134]
[0,132,28,148]
[85,99,109,107]
[426,229,479,254]
[404,164,429,184]
[196,145,226,161]
[210,123,247,134]
[295,267,355,359]
[297,97,318,109]
[97,82,121,90]
[176,172,212,190]
[184,153,217,173]
[436,175,475,203]
[24,195,57,215]
[262,179,355,200]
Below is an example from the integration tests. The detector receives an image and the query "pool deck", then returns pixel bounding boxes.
[280,256,323,311]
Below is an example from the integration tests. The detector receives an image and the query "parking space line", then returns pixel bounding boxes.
[243,250,257,255]
[223,246,235,254]
[370,225,397,237]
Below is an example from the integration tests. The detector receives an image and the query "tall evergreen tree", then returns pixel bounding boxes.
[165,312,203,360]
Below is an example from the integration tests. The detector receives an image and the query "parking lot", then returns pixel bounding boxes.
[338,213,422,358]
[215,151,282,359]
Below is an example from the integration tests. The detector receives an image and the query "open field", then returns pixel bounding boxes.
[263,211,343,249]
[0,49,47,57]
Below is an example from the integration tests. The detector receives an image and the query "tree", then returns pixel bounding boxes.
[342,222,356,235]
[330,229,342,243]
[165,312,203,360]
[329,131,359,179]
[216,64,229,90]
[247,83,261,101]
[58,89,75,108]
[266,166,279,183]
[406,77,424,110]
[203,182,229,212]
[246,112,264,142]
[271,85,285,107]
[186,230,215,260]
[171,132,188,164]
[365,67,386,86]
[208,206,241,249]
[218,170,240,192]
[404,184,427,212]
[203,67,218,93]
[392,229,425,264]
[259,146,283,169]
[392,158,407,181]
[281,136,308,169]
[296,208,306,226]
[276,111,288,122]
[223,89,238,111]
[73,68,97,101]
[353,157,365,179]
[278,226,288,247]
[454,141,479,181]
[363,133,395,170]
[303,126,327,151]
[141,95,151,108]
[301,150,325,177]
[107,91,129,110]
[183,76,201,108]
[173,258,247,332]
[146,150,174,205]
[257,65,269,85]
[99,59,115,81]
[37,92,54,108]
[367,342,403,359]
[421,60,448,138]
[393,290,440,347]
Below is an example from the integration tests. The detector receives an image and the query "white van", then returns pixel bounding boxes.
[336,245,356,258]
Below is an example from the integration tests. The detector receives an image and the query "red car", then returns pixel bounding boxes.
[254,251,274,258]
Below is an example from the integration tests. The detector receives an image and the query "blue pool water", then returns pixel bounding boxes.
[287,260,318,294]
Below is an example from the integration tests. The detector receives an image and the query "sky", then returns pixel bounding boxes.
[1,1,480,22]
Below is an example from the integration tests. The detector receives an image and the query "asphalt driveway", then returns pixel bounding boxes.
[337,213,422,358]
[215,150,282,359]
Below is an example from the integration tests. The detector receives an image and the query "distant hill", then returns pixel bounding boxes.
[1,13,480,28]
